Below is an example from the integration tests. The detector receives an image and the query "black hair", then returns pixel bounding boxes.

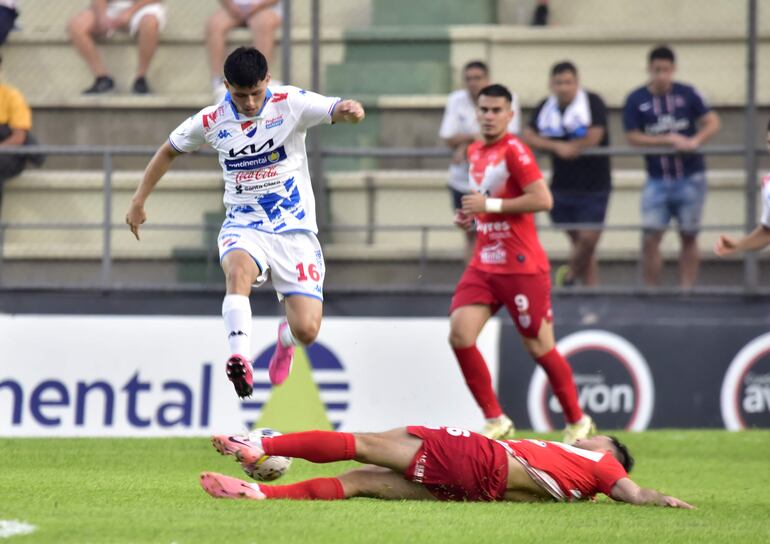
[551,61,578,77]
[224,47,268,87]
[464,60,489,74]
[608,436,635,473]
[649,45,675,64]
[478,83,512,103]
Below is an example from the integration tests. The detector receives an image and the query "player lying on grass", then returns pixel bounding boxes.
[200,426,693,508]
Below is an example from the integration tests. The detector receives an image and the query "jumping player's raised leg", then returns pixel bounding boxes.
[268,294,322,385]
[221,249,261,398]
[448,303,514,439]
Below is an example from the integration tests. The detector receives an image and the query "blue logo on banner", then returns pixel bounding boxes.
[241,342,349,429]
[224,146,287,171]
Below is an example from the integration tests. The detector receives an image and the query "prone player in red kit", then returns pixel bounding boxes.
[200,427,693,508]
[448,83,594,441]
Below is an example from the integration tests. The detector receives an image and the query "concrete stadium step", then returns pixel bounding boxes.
[0,168,755,262]
[538,0,769,32]
[9,0,765,108]
[371,0,496,26]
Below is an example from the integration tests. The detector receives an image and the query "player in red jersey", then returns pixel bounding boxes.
[200,426,693,508]
[448,84,594,442]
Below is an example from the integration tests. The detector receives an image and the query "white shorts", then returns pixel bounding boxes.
[106,1,167,37]
[218,226,325,301]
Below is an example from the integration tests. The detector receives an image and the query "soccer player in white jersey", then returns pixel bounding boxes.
[125,47,364,398]
[714,120,770,257]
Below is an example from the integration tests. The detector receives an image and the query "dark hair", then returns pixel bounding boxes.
[767,119,770,132]
[649,45,675,64]
[464,60,489,74]
[551,61,577,77]
[609,436,635,473]
[478,83,512,103]
[224,47,268,87]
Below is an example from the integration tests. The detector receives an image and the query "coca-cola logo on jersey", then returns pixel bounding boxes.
[234,167,279,182]
[721,333,770,430]
[527,330,654,431]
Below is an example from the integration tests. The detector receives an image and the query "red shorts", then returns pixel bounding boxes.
[449,268,553,338]
[404,426,509,502]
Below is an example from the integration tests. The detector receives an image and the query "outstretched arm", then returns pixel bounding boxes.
[610,477,694,509]
[125,141,181,240]
[331,100,365,124]
[714,225,770,256]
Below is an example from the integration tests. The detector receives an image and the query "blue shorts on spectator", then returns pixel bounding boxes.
[551,191,610,228]
[641,174,706,234]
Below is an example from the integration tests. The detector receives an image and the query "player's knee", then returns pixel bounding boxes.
[224,263,253,290]
[448,328,473,349]
[292,318,320,345]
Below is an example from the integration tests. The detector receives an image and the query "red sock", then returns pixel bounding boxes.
[261,477,345,500]
[535,348,583,424]
[262,431,356,463]
[453,345,503,419]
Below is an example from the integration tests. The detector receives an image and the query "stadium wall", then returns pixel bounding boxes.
[0,290,768,435]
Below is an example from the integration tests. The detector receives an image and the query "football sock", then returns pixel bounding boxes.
[453,345,504,419]
[279,320,301,347]
[535,348,583,424]
[260,478,344,500]
[262,431,356,463]
[222,294,252,356]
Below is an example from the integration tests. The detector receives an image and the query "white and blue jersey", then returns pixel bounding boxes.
[623,82,711,180]
[168,85,340,234]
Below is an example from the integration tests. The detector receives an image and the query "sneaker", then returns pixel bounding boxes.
[211,433,265,465]
[268,321,295,385]
[199,472,266,500]
[82,76,115,95]
[563,414,597,444]
[481,414,515,440]
[531,4,549,26]
[225,354,253,398]
[132,76,151,94]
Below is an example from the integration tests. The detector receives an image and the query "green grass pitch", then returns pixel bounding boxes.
[1,431,769,543]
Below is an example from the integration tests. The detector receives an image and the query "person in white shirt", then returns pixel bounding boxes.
[207,0,283,100]
[714,120,770,257]
[67,0,167,94]
[125,47,365,399]
[439,60,521,257]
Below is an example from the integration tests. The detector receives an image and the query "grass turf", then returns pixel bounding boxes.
[1,431,769,543]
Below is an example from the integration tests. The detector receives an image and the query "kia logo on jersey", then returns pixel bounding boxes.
[527,330,654,432]
[721,332,770,430]
[228,139,274,158]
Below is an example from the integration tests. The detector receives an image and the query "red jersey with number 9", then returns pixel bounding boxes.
[467,134,550,275]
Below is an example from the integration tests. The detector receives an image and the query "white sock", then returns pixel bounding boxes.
[222,294,252,356]
[279,320,301,348]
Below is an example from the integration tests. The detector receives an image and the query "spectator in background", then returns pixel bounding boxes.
[439,61,521,258]
[207,0,283,101]
[523,61,611,287]
[68,0,167,95]
[531,0,549,26]
[623,45,720,288]
[0,1,18,45]
[0,54,40,212]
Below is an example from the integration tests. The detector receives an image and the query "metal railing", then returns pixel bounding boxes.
[0,144,766,293]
